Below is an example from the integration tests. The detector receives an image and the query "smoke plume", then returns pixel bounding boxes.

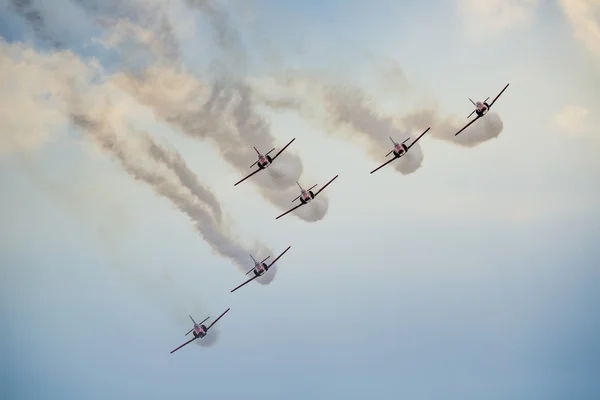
[8,0,63,48]
[250,74,505,175]
[0,39,277,332]
[84,4,331,222]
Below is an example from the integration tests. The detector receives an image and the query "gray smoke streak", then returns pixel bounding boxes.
[68,110,261,273]
[110,63,329,221]
[186,0,244,57]
[1,38,277,348]
[69,0,183,70]
[86,3,329,222]
[8,0,63,48]
[143,136,223,223]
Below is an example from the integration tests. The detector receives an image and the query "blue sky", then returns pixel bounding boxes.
[1,0,599,399]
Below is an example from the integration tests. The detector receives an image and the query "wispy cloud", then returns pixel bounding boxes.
[457,0,543,36]
[558,0,600,64]
[553,104,592,136]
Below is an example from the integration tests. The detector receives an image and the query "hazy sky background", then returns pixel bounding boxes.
[1,0,599,399]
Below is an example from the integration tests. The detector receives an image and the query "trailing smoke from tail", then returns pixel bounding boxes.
[108,58,328,221]
[14,0,331,222]
[86,5,330,222]
[0,39,277,301]
[252,75,505,174]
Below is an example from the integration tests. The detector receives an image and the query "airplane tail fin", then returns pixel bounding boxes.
[189,315,197,325]
[469,98,476,106]
[296,182,303,190]
[253,146,260,155]
[389,136,396,145]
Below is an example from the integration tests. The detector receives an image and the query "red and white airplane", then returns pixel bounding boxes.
[169,308,231,354]
[234,138,296,186]
[230,246,292,293]
[275,175,339,220]
[370,127,431,174]
[454,83,510,136]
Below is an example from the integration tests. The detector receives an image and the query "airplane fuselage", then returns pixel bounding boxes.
[193,325,208,338]
[393,143,408,157]
[475,102,490,117]
[257,155,272,169]
[253,262,269,276]
[300,190,315,204]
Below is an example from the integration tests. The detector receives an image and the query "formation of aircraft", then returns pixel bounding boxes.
[454,83,510,136]
[169,82,510,354]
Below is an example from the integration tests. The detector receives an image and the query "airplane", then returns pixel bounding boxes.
[370,127,431,174]
[234,138,296,186]
[275,175,339,220]
[454,83,510,136]
[169,308,231,354]
[231,245,292,293]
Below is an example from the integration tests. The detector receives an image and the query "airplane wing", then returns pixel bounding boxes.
[270,138,296,162]
[454,115,481,136]
[313,175,339,197]
[406,127,430,151]
[275,203,305,220]
[234,168,262,186]
[488,83,510,109]
[370,156,398,174]
[231,275,260,293]
[206,308,230,331]
[266,246,292,268]
[170,336,199,354]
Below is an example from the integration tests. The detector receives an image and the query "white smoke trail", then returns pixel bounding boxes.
[85,8,331,222]
[250,74,505,175]
[0,39,276,314]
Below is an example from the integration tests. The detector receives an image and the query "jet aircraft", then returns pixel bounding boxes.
[454,83,510,136]
[234,138,296,186]
[370,127,431,174]
[169,308,231,354]
[275,175,339,219]
[231,246,292,293]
